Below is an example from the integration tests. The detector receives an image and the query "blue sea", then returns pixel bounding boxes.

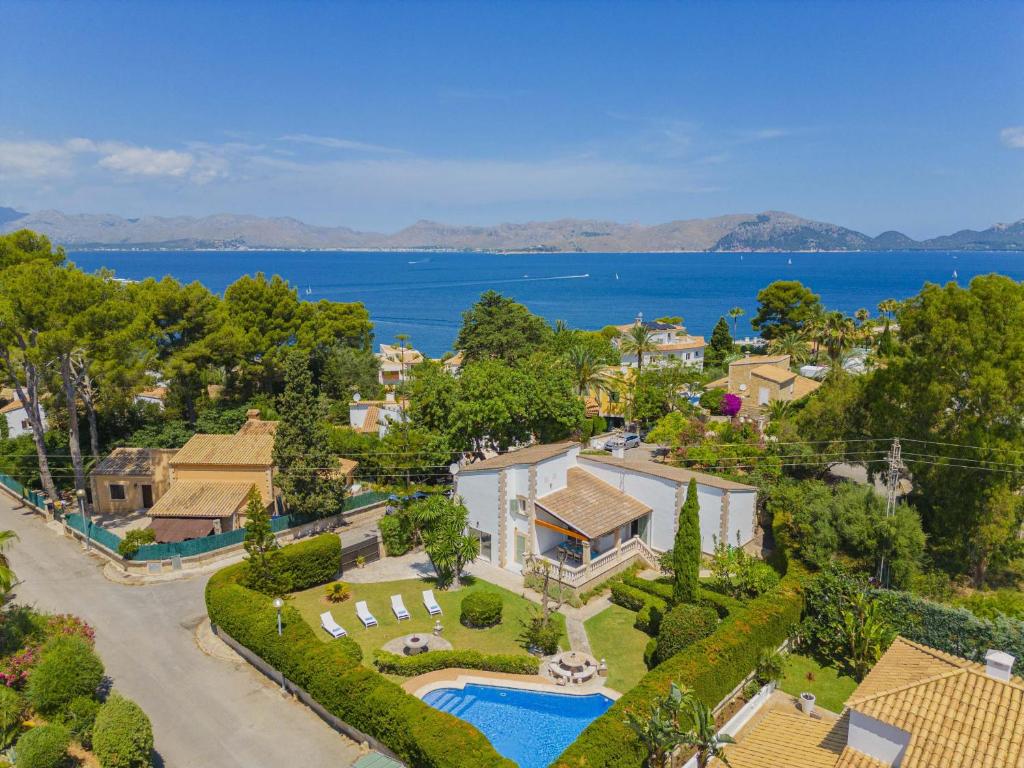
[70,249,1024,357]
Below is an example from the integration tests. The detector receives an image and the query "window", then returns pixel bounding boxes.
[109,484,126,501]
[508,497,526,516]
[20,420,30,430]
[469,527,492,561]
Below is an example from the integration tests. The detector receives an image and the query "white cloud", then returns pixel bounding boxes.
[736,128,789,142]
[278,133,406,154]
[97,145,195,177]
[1000,126,1024,149]
[0,139,81,178]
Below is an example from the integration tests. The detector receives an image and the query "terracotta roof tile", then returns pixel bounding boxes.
[170,433,274,466]
[147,480,252,518]
[711,711,849,768]
[353,404,381,434]
[235,419,279,436]
[536,468,651,538]
[750,364,796,384]
[0,399,28,415]
[459,442,577,472]
[91,447,171,476]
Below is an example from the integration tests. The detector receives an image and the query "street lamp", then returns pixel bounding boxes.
[76,488,89,551]
[273,597,284,636]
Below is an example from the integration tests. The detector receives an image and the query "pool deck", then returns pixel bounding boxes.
[403,668,621,702]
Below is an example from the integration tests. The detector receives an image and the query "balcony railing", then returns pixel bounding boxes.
[539,536,660,588]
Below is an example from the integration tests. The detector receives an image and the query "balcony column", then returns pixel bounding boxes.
[615,528,622,560]
[582,540,591,564]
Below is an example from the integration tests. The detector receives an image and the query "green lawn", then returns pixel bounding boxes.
[290,575,566,662]
[584,604,651,692]
[779,653,858,713]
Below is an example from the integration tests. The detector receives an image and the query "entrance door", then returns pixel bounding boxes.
[758,387,770,405]
[514,532,527,566]
[141,484,154,508]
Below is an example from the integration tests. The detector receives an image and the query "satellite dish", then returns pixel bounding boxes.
[353,393,361,402]
[449,463,460,476]
[739,384,747,392]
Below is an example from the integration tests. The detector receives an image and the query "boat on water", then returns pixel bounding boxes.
[614,272,619,280]
[787,258,793,265]
[305,286,312,295]
[953,269,958,279]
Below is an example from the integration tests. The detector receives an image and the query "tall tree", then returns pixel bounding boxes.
[455,291,551,364]
[242,485,287,595]
[619,324,659,376]
[673,479,701,604]
[273,351,348,518]
[565,344,617,397]
[0,230,65,271]
[422,496,479,589]
[819,311,858,368]
[449,360,532,452]
[0,530,18,595]
[751,281,822,340]
[224,273,304,393]
[727,306,745,336]
[767,330,809,366]
[704,317,733,370]
[406,361,459,437]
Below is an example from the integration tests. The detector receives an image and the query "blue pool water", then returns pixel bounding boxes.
[422,684,613,768]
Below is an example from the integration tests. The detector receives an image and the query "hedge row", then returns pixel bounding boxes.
[552,572,805,768]
[277,534,342,591]
[618,573,742,619]
[206,558,513,768]
[610,583,666,635]
[373,650,540,677]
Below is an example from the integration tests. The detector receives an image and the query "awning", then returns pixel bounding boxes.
[148,517,217,543]
[536,468,651,539]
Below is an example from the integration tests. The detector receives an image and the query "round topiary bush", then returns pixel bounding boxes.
[0,686,24,750]
[460,592,503,628]
[25,636,104,717]
[92,693,153,768]
[59,696,100,749]
[653,603,718,665]
[14,724,69,768]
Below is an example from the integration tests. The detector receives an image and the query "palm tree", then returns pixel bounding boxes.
[566,345,616,397]
[855,308,870,327]
[678,686,736,768]
[876,298,898,321]
[0,530,18,595]
[842,592,894,681]
[625,683,735,768]
[423,497,479,589]
[766,399,793,422]
[820,312,858,369]
[767,331,809,366]
[620,324,659,376]
[727,307,745,336]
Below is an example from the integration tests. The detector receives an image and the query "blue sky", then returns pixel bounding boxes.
[1,1,1022,237]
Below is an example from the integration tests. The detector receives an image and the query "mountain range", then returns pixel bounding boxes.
[1,207,1021,252]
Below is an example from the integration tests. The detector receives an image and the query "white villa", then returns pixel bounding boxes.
[454,442,757,589]
[1,397,47,439]
[349,393,408,438]
[377,343,424,386]
[613,314,706,370]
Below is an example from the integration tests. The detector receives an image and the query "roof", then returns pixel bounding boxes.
[711,711,850,768]
[459,442,577,472]
[378,344,423,363]
[170,433,274,466]
[337,458,358,476]
[705,375,729,390]
[136,386,167,401]
[731,354,791,367]
[655,336,706,352]
[614,320,685,332]
[792,376,822,398]
[147,480,253,518]
[91,447,168,477]
[536,468,651,538]
[235,418,279,436]
[0,399,28,415]
[579,453,757,491]
[750,364,796,384]
[148,516,217,543]
[352,404,381,434]
[839,637,1024,768]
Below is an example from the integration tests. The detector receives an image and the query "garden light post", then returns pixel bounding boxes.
[77,488,90,551]
[273,597,284,636]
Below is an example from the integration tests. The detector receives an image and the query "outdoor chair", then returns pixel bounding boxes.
[422,589,442,616]
[356,600,378,628]
[391,594,411,620]
[319,611,347,638]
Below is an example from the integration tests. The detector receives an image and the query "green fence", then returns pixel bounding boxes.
[63,512,124,553]
[0,471,49,511]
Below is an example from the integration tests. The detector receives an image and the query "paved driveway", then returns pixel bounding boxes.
[0,496,362,768]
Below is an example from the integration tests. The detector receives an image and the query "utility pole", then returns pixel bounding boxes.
[877,438,903,587]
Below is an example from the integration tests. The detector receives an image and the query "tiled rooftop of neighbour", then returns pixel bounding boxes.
[91,447,171,476]
[0,399,28,415]
[235,419,279,436]
[749,363,797,384]
[458,442,577,472]
[146,480,252,518]
[536,468,651,538]
[711,711,851,768]
[352,404,381,434]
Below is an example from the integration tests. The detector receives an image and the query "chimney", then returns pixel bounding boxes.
[985,649,1015,682]
[246,408,260,421]
[612,445,626,459]
[385,392,396,403]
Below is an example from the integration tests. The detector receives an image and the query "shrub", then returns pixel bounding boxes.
[521,615,561,655]
[378,514,412,557]
[14,724,69,768]
[276,534,340,591]
[699,389,725,413]
[634,602,664,636]
[720,393,742,417]
[0,687,24,750]
[324,582,351,603]
[610,582,667,636]
[92,693,153,768]
[653,603,718,666]
[206,552,514,768]
[25,636,104,716]
[643,638,657,669]
[373,650,539,676]
[738,560,781,598]
[117,529,156,559]
[460,592,503,628]
[57,695,99,749]
[755,648,786,685]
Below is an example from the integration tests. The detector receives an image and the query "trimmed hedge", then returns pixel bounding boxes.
[610,582,667,636]
[618,573,743,619]
[373,650,539,677]
[14,724,69,768]
[25,636,104,716]
[92,693,153,768]
[377,514,412,557]
[206,556,514,767]
[652,603,718,666]
[278,534,341,590]
[552,571,804,768]
[460,593,503,628]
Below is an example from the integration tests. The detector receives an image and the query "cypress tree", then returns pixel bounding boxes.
[673,478,701,604]
[705,317,734,369]
[243,485,287,595]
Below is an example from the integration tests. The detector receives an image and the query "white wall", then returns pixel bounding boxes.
[578,459,680,551]
[534,448,576,496]
[729,490,757,548]
[5,405,45,439]
[697,485,724,553]
[848,710,909,766]
[455,470,501,564]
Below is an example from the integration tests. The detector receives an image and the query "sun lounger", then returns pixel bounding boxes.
[356,600,378,628]
[320,611,347,638]
[422,589,442,616]
[391,594,411,620]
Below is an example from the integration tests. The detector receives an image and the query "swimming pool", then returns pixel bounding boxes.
[422,684,613,768]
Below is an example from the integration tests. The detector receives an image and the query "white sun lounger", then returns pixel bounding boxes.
[422,589,442,616]
[320,611,347,638]
[391,594,411,620]
[356,600,378,628]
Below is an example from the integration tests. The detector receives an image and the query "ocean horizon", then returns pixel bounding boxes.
[70,249,1024,357]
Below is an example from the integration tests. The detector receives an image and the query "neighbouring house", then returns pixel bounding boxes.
[88,447,177,516]
[613,314,706,370]
[454,442,757,589]
[145,410,281,542]
[377,343,424,386]
[133,386,168,410]
[705,353,820,414]
[0,397,47,439]
[442,351,464,375]
[349,393,408,438]
[711,636,1022,768]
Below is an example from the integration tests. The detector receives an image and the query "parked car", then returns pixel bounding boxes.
[604,433,641,450]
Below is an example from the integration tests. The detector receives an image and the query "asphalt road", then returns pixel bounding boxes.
[0,496,362,768]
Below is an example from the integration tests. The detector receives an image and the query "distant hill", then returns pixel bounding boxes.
[2,207,1021,252]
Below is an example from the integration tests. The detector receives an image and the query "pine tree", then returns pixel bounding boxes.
[673,479,701,604]
[705,317,733,370]
[273,350,347,519]
[243,485,287,595]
